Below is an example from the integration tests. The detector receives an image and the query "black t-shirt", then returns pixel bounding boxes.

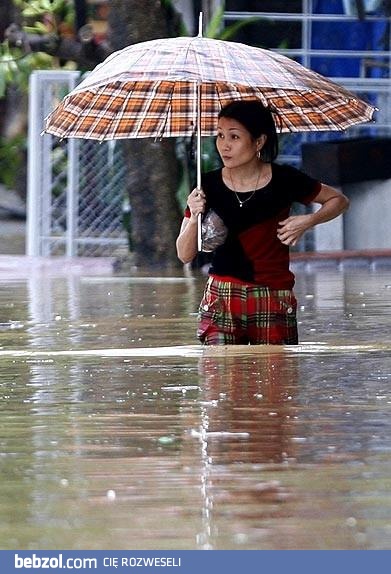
[196,163,321,288]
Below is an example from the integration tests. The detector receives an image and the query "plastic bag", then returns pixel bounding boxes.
[201,209,228,252]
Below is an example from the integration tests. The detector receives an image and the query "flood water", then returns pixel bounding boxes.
[0,261,390,550]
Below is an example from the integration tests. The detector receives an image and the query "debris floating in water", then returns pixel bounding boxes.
[158,436,177,445]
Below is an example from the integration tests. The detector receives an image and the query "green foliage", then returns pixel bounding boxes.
[0,1,75,191]
[0,0,75,98]
[13,0,75,33]
[0,45,18,98]
[204,6,262,40]
[0,134,26,190]
[0,45,54,97]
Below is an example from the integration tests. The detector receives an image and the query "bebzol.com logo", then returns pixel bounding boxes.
[15,553,97,569]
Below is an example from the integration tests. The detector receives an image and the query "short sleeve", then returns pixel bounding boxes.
[279,164,321,205]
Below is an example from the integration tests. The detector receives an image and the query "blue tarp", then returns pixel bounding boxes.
[311,0,388,78]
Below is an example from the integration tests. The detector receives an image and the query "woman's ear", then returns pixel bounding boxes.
[256,134,267,153]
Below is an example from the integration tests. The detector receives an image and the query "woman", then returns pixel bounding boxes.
[176,100,349,345]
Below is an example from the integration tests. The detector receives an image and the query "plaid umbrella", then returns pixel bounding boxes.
[44,35,375,141]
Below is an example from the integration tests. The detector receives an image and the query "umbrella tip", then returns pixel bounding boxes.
[198,12,203,37]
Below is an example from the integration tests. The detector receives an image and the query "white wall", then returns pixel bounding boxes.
[311,179,391,252]
[312,203,345,251]
[343,179,391,249]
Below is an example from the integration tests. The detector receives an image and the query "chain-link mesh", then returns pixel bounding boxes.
[47,138,128,257]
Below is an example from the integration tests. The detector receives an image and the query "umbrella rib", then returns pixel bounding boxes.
[96,84,136,140]
[155,81,175,139]
[105,81,156,140]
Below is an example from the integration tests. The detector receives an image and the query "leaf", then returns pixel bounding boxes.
[218,17,263,41]
[39,0,54,12]
[6,58,18,74]
[203,9,262,41]
[29,52,54,68]
[34,20,50,33]
[13,0,28,8]
[0,66,7,98]
[22,6,46,17]
[52,0,67,14]
[63,11,75,27]
[5,67,14,83]
[23,25,45,34]
[205,6,224,38]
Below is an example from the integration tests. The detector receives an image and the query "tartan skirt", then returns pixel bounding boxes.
[197,276,298,345]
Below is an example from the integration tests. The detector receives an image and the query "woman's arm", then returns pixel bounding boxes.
[176,188,206,263]
[277,184,349,247]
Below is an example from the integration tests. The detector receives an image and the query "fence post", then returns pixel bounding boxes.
[26,72,43,256]
[27,70,81,257]
[66,138,79,256]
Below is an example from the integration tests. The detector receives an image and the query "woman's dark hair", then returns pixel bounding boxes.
[218,100,278,162]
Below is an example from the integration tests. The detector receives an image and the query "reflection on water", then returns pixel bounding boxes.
[0,266,390,549]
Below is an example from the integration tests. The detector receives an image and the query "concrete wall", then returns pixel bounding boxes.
[343,179,391,250]
[312,204,345,251]
[311,179,391,251]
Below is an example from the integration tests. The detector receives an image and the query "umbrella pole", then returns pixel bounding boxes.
[197,80,202,252]
[197,12,203,252]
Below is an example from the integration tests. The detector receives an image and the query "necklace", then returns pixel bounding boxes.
[229,169,262,208]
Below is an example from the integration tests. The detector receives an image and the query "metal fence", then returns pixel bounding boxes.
[27,3,391,256]
[27,70,128,257]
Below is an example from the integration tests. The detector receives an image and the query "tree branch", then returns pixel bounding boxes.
[5,23,112,68]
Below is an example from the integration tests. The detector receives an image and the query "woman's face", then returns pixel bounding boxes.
[216,116,263,169]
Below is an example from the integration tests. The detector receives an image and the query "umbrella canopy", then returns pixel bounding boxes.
[44,35,376,141]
